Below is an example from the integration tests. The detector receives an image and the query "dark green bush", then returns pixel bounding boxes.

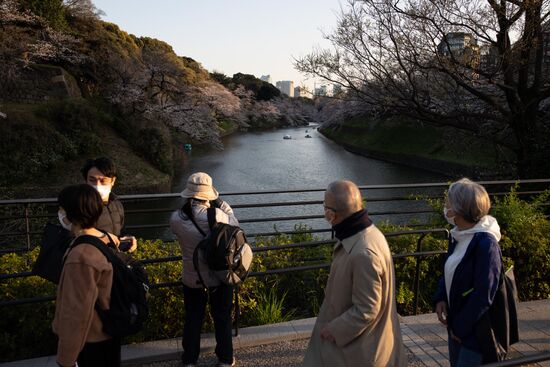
[0,239,185,362]
[0,118,77,185]
[0,249,57,362]
[247,224,330,320]
[0,100,113,185]
[377,222,447,315]
[19,0,67,29]
[136,128,173,174]
[491,188,550,300]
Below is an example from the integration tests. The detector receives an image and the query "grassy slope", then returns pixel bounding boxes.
[324,116,512,169]
[0,102,170,198]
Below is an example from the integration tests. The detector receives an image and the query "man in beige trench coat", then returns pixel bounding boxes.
[302,180,406,367]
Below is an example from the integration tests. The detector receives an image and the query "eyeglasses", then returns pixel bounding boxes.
[323,204,337,212]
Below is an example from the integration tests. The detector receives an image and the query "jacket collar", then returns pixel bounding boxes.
[335,227,369,254]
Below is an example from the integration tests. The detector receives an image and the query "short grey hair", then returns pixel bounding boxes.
[447,178,491,223]
[326,180,363,215]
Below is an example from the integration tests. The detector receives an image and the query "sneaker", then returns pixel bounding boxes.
[216,358,236,367]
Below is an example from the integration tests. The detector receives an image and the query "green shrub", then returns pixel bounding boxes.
[0,118,77,185]
[377,222,447,315]
[248,287,295,325]
[491,188,550,300]
[135,128,173,174]
[0,100,110,186]
[248,224,330,319]
[0,248,57,362]
[0,239,184,362]
[19,0,67,29]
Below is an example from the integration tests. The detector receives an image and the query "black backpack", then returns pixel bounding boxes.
[68,234,149,338]
[186,204,253,288]
[32,223,74,284]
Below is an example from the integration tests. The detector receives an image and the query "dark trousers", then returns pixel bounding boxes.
[182,284,234,364]
[77,337,121,367]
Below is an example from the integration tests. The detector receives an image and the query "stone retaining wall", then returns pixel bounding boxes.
[0,64,81,102]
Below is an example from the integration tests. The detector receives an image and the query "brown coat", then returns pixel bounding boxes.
[52,236,113,366]
[303,225,406,367]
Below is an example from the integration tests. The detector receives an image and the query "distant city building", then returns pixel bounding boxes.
[314,84,328,97]
[276,80,294,97]
[260,75,273,84]
[437,32,479,57]
[479,43,500,73]
[437,32,480,78]
[294,86,312,98]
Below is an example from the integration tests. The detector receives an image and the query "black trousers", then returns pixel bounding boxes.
[182,284,234,364]
[77,337,121,367]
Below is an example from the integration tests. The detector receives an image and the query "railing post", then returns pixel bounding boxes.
[412,233,427,315]
[24,203,31,251]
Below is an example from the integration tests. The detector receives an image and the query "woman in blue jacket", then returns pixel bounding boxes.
[434,178,502,367]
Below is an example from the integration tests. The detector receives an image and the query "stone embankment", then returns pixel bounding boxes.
[0,64,81,102]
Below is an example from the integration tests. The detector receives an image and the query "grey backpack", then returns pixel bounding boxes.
[186,204,253,287]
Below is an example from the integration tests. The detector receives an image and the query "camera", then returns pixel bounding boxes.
[119,239,133,252]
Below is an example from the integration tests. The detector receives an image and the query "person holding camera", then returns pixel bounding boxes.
[80,157,136,252]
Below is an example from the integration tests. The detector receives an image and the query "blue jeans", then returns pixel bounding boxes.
[448,337,483,367]
[182,284,234,364]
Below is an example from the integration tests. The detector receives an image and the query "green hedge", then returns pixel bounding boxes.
[0,227,327,362]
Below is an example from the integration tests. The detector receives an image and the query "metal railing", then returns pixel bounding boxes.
[1,178,549,252]
[0,228,449,313]
[1,177,549,311]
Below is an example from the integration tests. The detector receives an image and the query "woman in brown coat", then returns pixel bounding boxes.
[53,184,124,367]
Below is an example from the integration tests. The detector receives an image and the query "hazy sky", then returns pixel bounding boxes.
[92,0,343,90]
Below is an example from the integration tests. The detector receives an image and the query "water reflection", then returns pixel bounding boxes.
[125,125,448,241]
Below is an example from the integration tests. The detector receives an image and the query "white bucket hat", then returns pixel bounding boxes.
[180,172,219,201]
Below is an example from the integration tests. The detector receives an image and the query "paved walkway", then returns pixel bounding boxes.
[400,298,550,367]
[2,299,548,367]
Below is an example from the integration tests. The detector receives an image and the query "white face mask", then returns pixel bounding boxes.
[443,207,456,226]
[58,211,73,231]
[92,184,111,201]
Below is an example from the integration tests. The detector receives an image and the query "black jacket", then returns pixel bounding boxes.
[96,193,125,236]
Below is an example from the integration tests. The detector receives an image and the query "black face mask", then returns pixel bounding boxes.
[332,209,373,241]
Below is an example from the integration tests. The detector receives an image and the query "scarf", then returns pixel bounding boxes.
[333,209,373,241]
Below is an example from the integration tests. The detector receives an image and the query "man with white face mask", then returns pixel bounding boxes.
[303,180,406,367]
[80,157,136,252]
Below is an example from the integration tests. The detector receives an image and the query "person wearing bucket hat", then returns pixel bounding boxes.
[170,172,238,367]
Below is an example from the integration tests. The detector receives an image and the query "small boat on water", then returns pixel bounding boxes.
[305,134,312,138]
[283,135,292,139]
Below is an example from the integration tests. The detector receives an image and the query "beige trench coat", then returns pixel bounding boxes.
[303,225,406,367]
